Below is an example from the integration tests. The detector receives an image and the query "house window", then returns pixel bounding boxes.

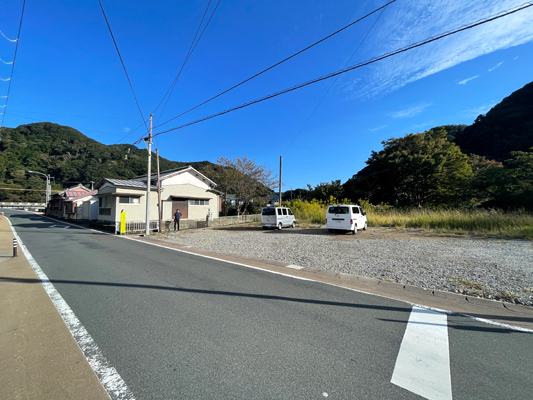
[189,199,209,205]
[99,195,113,216]
[119,196,140,204]
[99,196,112,208]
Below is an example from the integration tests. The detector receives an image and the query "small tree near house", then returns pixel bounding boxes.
[205,157,277,216]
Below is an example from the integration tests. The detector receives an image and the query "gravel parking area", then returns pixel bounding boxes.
[159,226,533,306]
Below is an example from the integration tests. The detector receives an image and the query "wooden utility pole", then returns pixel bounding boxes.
[144,114,153,236]
[279,156,282,206]
[156,148,162,232]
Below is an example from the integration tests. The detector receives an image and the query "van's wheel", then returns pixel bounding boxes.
[262,226,267,230]
[352,224,357,235]
[278,223,282,230]
[291,221,296,228]
[363,221,367,231]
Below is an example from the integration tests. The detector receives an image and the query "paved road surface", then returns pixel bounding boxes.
[4,210,533,399]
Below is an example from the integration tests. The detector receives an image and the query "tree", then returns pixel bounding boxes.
[307,180,344,202]
[207,157,277,216]
[475,147,533,210]
[362,129,473,207]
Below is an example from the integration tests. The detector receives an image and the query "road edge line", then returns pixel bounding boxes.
[5,216,136,400]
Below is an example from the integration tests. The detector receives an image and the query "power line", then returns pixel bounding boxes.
[154,0,222,125]
[283,5,388,156]
[113,120,150,144]
[151,1,212,119]
[151,2,533,139]
[0,0,26,128]
[152,0,397,130]
[98,0,147,130]
[0,29,18,42]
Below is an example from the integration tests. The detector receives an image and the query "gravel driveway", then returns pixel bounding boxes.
[159,226,533,306]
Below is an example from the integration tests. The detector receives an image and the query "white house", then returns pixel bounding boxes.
[47,184,98,221]
[95,166,220,231]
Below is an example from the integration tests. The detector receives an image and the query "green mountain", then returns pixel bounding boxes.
[342,81,533,209]
[453,81,533,161]
[0,122,213,201]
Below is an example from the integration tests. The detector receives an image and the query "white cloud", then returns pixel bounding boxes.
[352,0,533,98]
[407,121,437,132]
[488,62,503,71]
[123,127,130,133]
[463,102,497,118]
[369,124,387,132]
[458,75,479,85]
[389,103,431,118]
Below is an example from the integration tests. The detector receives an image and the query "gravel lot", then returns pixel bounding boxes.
[159,226,533,306]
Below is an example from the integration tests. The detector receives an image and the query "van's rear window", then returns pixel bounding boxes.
[262,208,276,216]
[328,206,349,214]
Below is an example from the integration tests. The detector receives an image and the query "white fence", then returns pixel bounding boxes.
[115,220,159,234]
[211,214,261,228]
[116,214,261,234]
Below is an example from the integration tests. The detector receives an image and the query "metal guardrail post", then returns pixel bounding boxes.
[13,238,17,257]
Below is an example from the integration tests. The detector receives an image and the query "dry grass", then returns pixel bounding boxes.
[367,208,533,240]
[289,199,533,240]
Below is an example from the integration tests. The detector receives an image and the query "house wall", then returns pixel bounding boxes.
[114,188,158,222]
[74,197,98,220]
[75,200,89,220]
[160,173,219,220]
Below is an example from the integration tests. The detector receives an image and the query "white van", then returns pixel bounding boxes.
[261,207,296,230]
[326,204,367,234]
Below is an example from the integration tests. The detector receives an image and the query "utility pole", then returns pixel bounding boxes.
[156,148,162,232]
[28,170,51,210]
[144,114,153,236]
[279,156,282,206]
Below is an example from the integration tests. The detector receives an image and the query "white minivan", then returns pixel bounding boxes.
[261,207,296,230]
[326,204,367,234]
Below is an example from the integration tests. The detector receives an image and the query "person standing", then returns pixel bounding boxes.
[173,208,182,231]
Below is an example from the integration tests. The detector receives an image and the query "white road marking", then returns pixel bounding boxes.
[286,264,304,270]
[391,306,452,400]
[5,217,135,400]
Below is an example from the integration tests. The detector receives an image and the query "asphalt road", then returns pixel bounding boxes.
[4,210,533,400]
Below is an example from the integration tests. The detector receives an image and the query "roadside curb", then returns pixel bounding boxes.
[0,216,112,400]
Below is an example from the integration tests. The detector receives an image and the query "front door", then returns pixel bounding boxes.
[172,200,188,219]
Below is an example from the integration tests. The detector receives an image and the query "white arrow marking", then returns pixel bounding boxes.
[391,306,452,400]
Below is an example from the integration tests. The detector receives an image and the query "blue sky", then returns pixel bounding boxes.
[1,0,532,191]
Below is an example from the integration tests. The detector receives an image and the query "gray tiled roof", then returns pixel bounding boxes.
[132,166,190,182]
[104,179,156,189]
[106,178,147,187]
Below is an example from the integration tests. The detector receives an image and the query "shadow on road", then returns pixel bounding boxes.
[2,276,531,332]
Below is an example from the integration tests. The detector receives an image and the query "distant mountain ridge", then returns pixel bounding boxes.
[0,122,213,193]
[453,81,533,161]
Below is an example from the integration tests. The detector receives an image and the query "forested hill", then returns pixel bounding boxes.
[453,81,533,161]
[0,122,213,201]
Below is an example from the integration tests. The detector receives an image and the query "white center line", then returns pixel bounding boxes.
[391,306,452,400]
